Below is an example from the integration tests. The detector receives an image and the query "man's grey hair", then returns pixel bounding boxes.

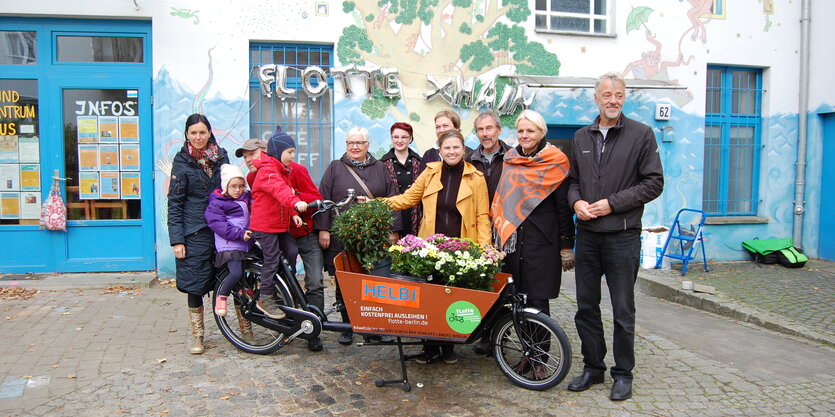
[594,72,626,93]
[473,112,501,130]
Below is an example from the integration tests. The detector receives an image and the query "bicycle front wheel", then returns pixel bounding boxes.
[212,263,295,355]
[491,310,572,390]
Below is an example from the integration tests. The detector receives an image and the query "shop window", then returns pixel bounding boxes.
[56,35,143,63]
[702,66,762,216]
[0,31,37,65]
[0,79,39,224]
[62,89,142,220]
[249,43,333,182]
[535,0,609,35]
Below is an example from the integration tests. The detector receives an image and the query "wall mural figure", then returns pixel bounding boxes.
[621,6,694,108]
[337,0,560,148]
[170,7,200,25]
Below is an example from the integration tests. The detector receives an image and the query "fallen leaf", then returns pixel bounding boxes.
[67,374,77,379]
[75,327,82,331]
[52,365,59,368]
[160,411,170,415]
[219,395,230,400]
[156,358,167,364]
[23,375,31,379]
[354,381,362,385]
[62,312,71,315]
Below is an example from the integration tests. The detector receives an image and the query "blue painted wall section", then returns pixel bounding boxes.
[152,71,830,274]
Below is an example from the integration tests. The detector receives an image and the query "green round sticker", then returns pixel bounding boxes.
[446,301,481,334]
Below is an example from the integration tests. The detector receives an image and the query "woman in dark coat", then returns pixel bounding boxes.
[167,113,229,354]
[315,126,402,345]
[491,110,575,378]
[379,122,423,236]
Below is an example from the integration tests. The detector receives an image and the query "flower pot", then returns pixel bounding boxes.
[389,272,429,283]
[366,258,392,277]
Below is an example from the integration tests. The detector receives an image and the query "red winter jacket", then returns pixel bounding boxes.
[287,162,322,238]
[250,154,302,233]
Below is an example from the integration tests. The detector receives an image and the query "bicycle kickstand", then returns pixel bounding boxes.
[374,337,412,392]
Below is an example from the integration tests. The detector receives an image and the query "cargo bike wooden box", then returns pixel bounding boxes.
[334,252,572,391]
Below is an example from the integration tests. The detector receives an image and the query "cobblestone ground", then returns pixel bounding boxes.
[1,282,833,416]
[650,259,835,336]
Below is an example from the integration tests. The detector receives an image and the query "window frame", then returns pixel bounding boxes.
[248,42,334,183]
[702,65,764,216]
[534,0,612,36]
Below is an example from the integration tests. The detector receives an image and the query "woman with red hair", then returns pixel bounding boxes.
[379,122,423,236]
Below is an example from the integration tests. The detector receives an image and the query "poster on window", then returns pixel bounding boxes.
[119,116,139,143]
[0,135,19,163]
[78,144,99,171]
[0,192,20,219]
[18,136,39,163]
[77,116,98,143]
[0,164,19,191]
[119,144,140,171]
[98,116,118,143]
[99,144,119,172]
[79,172,100,199]
[20,191,40,219]
[19,164,39,191]
[99,171,120,199]
[120,172,140,199]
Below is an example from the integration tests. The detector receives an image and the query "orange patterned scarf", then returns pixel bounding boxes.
[491,143,570,250]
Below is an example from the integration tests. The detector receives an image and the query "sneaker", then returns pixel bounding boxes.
[256,295,286,319]
[307,337,323,352]
[214,295,228,317]
[473,341,490,355]
[338,331,353,346]
[416,346,441,364]
[441,345,458,364]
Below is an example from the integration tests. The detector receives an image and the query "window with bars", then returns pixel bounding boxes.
[534,0,609,34]
[702,66,763,216]
[249,43,334,183]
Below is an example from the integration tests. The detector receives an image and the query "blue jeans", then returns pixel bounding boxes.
[295,233,324,312]
[573,228,641,379]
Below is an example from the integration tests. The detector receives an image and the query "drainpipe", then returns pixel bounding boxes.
[793,0,811,249]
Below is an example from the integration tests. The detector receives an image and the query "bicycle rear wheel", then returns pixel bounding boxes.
[213,262,295,355]
[491,310,572,390]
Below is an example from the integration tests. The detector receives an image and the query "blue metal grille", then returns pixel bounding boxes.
[249,43,334,183]
[702,66,762,216]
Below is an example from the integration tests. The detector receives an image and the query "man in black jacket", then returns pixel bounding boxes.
[566,72,664,401]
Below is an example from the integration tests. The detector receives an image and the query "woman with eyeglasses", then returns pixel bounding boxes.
[314,126,402,346]
[380,122,423,236]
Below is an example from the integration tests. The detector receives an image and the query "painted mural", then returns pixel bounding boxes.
[138,0,825,276]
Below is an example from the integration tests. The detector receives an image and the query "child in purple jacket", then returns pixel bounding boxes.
[205,164,255,317]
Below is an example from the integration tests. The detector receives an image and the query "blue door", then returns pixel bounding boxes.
[820,113,835,260]
[0,18,154,272]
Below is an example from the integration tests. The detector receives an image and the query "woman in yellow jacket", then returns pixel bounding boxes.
[381,129,491,245]
[379,129,491,364]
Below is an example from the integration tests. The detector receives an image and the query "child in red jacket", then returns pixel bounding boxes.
[250,128,308,319]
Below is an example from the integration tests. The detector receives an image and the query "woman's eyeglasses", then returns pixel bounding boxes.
[346,141,368,147]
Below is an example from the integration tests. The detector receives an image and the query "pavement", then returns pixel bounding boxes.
[636,259,835,346]
[0,259,833,416]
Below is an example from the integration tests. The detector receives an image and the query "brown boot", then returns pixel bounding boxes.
[235,304,255,344]
[188,306,205,354]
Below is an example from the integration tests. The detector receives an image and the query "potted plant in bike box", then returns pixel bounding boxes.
[332,199,393,276]
[388,234,505,291]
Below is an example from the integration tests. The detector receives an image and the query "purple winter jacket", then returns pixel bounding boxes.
[205,188,254,253]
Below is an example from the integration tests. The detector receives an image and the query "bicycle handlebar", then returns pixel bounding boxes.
[308,189,356,218]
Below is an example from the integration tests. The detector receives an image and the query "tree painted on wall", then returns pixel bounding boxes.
[338,0,560,144]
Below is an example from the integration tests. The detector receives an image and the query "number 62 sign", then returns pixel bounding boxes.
[655,103,672,121]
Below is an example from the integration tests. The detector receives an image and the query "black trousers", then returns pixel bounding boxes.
[573,228,641,379]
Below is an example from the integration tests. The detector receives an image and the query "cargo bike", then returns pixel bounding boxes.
[211,190,572,391]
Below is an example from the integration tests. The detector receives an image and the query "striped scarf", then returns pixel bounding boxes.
[491,143,569,252]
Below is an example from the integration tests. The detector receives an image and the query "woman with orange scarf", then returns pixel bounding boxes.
[491,109,575,378]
